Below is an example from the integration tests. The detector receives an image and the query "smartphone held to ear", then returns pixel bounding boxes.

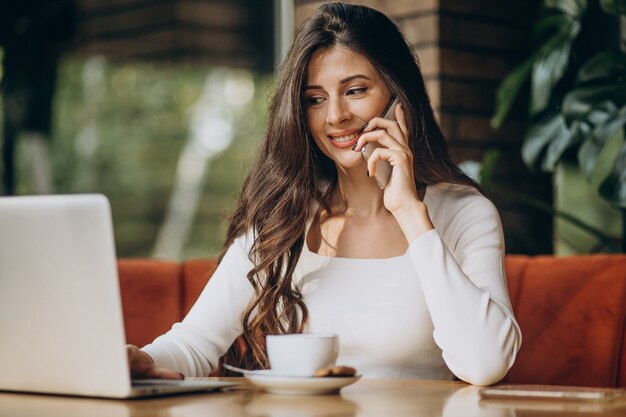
[360,97,397,189]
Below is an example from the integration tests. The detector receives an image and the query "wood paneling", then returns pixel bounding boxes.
[73,0,273,70]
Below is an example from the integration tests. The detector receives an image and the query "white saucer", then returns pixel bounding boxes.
[245,370,361,395]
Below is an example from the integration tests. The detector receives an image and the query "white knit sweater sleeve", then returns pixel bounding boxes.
[408,188,521,386]
[141,233,255,377]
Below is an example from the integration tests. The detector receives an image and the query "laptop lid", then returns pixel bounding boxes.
[0,194,134,397]
[0,194,238,398]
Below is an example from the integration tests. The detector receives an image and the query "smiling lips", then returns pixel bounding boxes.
[327,130,362,149]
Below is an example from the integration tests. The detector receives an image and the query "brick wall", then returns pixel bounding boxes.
[295,0,552,254]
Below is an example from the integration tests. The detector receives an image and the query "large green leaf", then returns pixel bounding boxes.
[492,1,586,129]
[522,112,568,170]
[491,59,534,129]
[495,0,626,211]
[544,0,588,17]
[521,112,579,172]
[530,18,579,115]
[563,51,626,122]
[563,84,626,122]
[529,26,579,116]
[578,105,626,179]
[562,49,626,209]
[544,119,583,170]
[599,139,626,207]
[600,0,626,14]
[532,12,573,37]
[577,50,626,84]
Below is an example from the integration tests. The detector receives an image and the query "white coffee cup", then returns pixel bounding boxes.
[266,333,339,377]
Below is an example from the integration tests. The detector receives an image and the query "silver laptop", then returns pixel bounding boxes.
[0,194,237,398]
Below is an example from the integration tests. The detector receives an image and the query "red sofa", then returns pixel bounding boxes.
[117,254,626,387]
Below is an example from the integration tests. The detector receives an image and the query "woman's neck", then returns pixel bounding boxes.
[332,166,387,217]
[328,165,427,218]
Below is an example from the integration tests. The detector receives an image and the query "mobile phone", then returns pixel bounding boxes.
[360,96,397,189]
[479,385,626,402]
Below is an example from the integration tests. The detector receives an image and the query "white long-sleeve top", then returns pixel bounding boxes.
[142,183,521,385]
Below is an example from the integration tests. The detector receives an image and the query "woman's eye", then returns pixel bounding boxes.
[346,87,367,96]
[305,96,324,107]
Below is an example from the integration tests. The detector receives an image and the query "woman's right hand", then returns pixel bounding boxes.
[127,344,184,380]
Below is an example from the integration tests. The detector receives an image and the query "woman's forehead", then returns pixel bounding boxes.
[305,45,380,86]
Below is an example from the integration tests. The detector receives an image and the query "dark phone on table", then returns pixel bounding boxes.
[360,96,398,189]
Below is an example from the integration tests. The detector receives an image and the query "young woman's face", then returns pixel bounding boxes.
[304,46,393,170]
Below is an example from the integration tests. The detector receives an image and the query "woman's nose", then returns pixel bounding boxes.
[326,99,350,126]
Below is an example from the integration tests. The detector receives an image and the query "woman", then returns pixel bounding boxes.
[129,2,521,386]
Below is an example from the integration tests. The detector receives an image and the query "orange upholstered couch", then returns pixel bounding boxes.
[117,254,626,387]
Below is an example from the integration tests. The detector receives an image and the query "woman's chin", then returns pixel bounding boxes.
[333,157,367,174]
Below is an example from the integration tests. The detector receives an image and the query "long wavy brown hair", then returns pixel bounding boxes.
[217,2,477,373]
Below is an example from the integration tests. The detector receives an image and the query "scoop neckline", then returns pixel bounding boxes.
[303,185,430,261]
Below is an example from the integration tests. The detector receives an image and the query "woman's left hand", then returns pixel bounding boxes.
[354,103,419,213]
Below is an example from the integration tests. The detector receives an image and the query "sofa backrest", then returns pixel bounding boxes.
[117,259,217,348]
[502,254,626,387]
[117,255,626,386]
[117,259,182,348]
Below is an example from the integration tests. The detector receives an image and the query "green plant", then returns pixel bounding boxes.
[493,0,625,202]
[492,0,626,250]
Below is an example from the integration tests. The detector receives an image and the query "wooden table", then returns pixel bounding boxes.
[1,378,625,417]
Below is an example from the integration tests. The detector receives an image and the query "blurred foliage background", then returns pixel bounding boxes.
[2,0,623,258]
[1,0,275,260]
[12,57,269,258]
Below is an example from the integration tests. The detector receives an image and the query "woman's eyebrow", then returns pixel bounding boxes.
[339,74,371,84]
[304,74,372,91]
